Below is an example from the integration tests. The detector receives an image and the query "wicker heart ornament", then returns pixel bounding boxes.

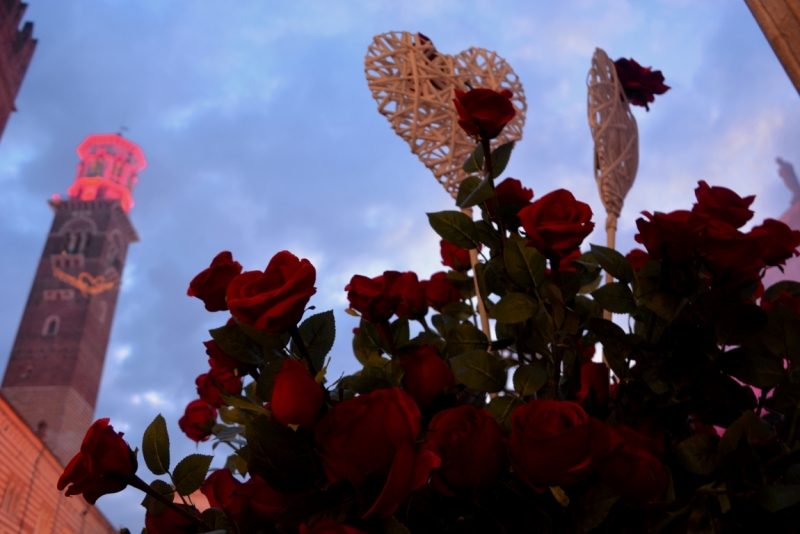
[365,31,527,198]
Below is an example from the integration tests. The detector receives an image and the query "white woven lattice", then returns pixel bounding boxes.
[365,31,527,198]
[587,48,639,234]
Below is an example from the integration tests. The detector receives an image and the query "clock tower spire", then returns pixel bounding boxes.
[1,134,145,465]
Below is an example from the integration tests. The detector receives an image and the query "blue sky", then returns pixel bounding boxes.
[0,0,798,529]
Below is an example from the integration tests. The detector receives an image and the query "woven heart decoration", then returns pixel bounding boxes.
[365,31,527,198]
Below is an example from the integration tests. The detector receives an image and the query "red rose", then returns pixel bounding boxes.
[692,180,755,229]
[700,220,765,281]
[495,177,533,208]
[235,474,289,521]
[453,88,516,140]
[145,505,199,534]
[178,400,217,442]
[635,210,709,263]
[196,360,243,408]
[597,424,668,502]
[299,519,367,534]
[422,406,508,496]
[399,345,455,411]
[389,272,429,320]
[201,468,243,519]
[440,240,472,272]
[227,251,317,332]
[57,418,137,504]
[509,400,618,490]
[346,271,402,324]
[187,251,242,312]
[762,290,800,314]
[315,388,440,518]
[575,362,610,406]
[751,218,800,267]
[518,189,595,261]
[425,272,462,312]
[613,58,670,111]
[270,358,323,431]
[625,248,651,271]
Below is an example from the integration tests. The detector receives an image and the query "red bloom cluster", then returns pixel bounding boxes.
[613,58,670,111]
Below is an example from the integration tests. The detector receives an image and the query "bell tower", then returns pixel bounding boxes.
[1,134,145,465]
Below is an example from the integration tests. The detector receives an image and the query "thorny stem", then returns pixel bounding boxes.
[119,474,204,526]
[481,138,507,246]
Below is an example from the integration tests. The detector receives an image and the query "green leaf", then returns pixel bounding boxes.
[382,516,412,534]
[140,479,174,517]
[513,362,548,396]
[672,434,719,475]
[587,318,630,378]
[209,323,263,365]
[755,485,800,513]
[390,317,410,351]
[591,282,637,314]
[719,348,785,389]
[714,304,769,346]
[449,350,506,392]
[256,357,285,402]
[236,320,290,351]
[487,396,523,435]
[462,143,484,173]
[246,415,319,493]
[359,319,384,352]
[431,313,458,338]
[489,141,515,177]
[426,211,480,250]
[352,327,385,366]
[763,280,800,302]
[446,323,489,358]
[441,301,474,321]
[765,383,800,415]
[762,306,800,364]
[590,244,634,283]
[646,292,687,322]
[455,176,481,207]
[488,292,538,324]
[504,234,546,289]
[717,411,774,460]
[200,508,229,533]
[142,414,170,476]
[475,220,500,252]
[292,311,335,372]
[565,482,621,534]
[458,176,495,209]
[172,454,213,496]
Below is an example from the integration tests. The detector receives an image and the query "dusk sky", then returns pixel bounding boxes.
[0,1,798,529]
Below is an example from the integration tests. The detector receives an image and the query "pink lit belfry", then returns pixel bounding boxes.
[66,133,147,213]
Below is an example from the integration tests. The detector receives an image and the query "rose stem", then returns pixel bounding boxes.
[119,474,204,526]
[480,137,507,244]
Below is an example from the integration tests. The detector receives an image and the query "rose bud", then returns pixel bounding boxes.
[518,189,594,262]
[440,240,472,272]
[227,250,317,332]
[346,271,402,324]
[270,358,324,431]
[453,88,516,140]
[187,251,242,312]
[751,218,800,267]
[178,400,217,442]
[635,210,709,263]
[196,359,243,408]
[235,474,290,521]
[145,504,200,534]
[399,345,454,411]
[422,406,508,495]
[315,388,440,518]
[425,272,462,312]
[390,272,428,320]
[509,400,618,490]
[597,424,668,502]
[613,58,670,111]
[625,248,651,271]
[57,418,138,504]
[299,519,367,534]
[692,180,755,229]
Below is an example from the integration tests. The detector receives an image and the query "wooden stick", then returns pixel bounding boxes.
[461,206,491,341]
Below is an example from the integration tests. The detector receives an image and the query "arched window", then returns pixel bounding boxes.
[1,478,23,519]
[42,315,60,337]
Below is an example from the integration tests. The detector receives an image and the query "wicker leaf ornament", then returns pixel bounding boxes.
[365,31,527,198]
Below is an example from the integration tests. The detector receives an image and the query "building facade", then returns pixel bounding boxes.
[0,0,34,139]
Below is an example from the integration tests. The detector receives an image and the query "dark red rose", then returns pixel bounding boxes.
[145,505,199,534]
[575,362,610,406]
[509,400,618,490]
[196,360,242,408]
[425,272,463,312]
[518,189,595,261]
[201,468,243,518]
[271,358,323,431]
[597,424,668,502]
[399,345,455,411]
[315,388,440,518]
[299,519,367,534]
[235,474,289,521]
[440,240,472,272]
[178,400,217,442]
[700,220,765,281]
[751,218,800,267]
[57,418,137,504]
[762,290,800,314]
[453,88,516,140]
[625,248,651,271]
[227,251,317,332]
[692,180,755,229]
[635,210,709,263]
[496,177,533,208]
[389,272,429,320]
[346,271,403,324]
[187,251,242,312]
[422,406,508,496]
[613,58,670,111]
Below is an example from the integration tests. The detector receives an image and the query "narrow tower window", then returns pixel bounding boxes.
[42,315,60,337]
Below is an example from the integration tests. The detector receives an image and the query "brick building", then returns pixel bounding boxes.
[0,0,34,139]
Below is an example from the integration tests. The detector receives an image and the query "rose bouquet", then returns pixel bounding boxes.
[57,84,800,534]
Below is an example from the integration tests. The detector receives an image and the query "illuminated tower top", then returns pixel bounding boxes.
[66,134,147,213]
